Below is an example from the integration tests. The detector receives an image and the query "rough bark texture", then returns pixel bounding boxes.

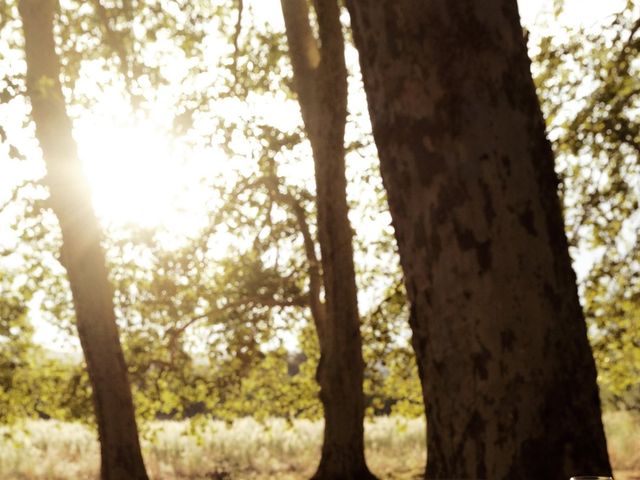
[345,1,612,478]
[19,2,149,479]
[280,1,375,478]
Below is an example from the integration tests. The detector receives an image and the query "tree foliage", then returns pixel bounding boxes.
[533,1,640,410]
[0,0,638,435]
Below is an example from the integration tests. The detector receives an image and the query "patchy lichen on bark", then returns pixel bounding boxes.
[346,0,611,478]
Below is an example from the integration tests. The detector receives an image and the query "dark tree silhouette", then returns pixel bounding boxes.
[346,0,612,478]
[19,1,148,478]
[280,0,375,477]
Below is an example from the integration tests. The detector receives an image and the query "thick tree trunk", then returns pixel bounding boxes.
[19,2,148,479]
[346,1,611,479]
[280,1,375,478]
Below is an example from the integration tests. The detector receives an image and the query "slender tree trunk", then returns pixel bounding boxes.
[280,1,375,478]
[346,1,611,478]
[19,2,148,479]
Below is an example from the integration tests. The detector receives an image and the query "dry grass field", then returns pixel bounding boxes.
[0,412,637,479]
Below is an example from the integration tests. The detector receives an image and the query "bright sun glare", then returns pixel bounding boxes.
[77,122,179,227]
[40,0,626,244]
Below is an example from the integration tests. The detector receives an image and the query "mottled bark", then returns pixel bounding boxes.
[346,1,611,478]
[281,0,375,478]
[19,2,148,479]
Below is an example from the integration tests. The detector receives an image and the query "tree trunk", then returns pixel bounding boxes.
[280,1,375,478]
[19,2,149,479]
[346,1,612,478]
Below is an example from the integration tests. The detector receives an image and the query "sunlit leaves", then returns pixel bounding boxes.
[534,1,640,410]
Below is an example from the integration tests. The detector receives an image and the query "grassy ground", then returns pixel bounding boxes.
[0,412,637,479]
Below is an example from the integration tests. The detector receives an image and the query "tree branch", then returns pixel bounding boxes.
[166,295,308,359]
[91,0,131,84]
[0,180,32,214]
[269,186,326,341]
[280,0,321,120]
[231,0,244,80]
